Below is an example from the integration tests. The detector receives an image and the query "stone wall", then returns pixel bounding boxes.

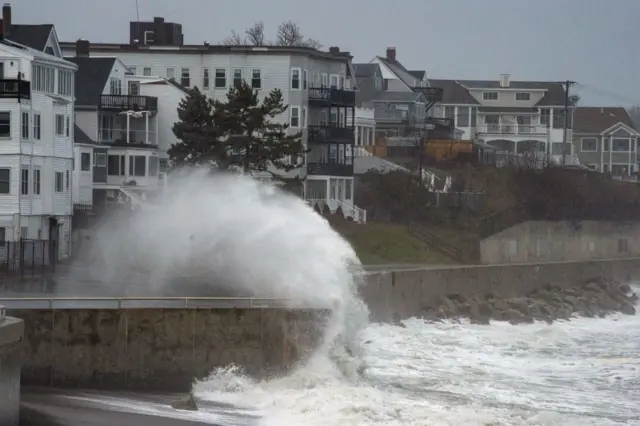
[480,221,640,264]
[0,307,24,426]
[360,258,640,322]
[8,308,326,392]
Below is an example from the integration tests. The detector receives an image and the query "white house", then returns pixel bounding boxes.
[0,34,76,260]
[60,18,367,222]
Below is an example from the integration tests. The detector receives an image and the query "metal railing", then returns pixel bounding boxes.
[100,94,158,111]
[476,124,548,136]
[98,128,157,145]
[0,239,56,276]
[0,79,30,100]
[307,86,356,105]
[0,297,311,310]
[308,125,354,143]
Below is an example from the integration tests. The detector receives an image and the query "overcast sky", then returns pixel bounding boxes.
[12,0,640,106]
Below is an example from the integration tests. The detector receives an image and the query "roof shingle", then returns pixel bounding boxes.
[7,24,53,51]
[64,57,115,106]
[573,107,637,134]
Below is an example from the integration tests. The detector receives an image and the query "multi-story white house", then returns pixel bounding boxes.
[60,17,367,222]
[0,6,76,260]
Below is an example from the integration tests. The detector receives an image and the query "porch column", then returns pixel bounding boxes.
[126,114,130,144]
[145,112,149,144]
[155,114,159,145]
[609,136,613,172]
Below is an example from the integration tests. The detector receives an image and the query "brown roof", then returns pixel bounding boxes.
[428,79,478,104]
[573,107,637,134]
[428,79,566,106]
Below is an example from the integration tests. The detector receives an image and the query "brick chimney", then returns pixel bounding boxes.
[76,39,90,57]
[1,3,11,39]
[386,47,396,62]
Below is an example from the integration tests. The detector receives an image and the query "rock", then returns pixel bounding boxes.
[469,301,491,324]
[171,394,198,411]
[619,284,631,294]
[621,302,636,316]
[597,296,619,311]
[585,281,603,293]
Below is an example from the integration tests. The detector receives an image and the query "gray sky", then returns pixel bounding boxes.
[13,0,640,106]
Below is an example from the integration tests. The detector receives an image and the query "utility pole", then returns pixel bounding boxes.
[561,80,576,167]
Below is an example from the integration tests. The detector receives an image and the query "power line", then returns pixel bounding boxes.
[575,83,640,106]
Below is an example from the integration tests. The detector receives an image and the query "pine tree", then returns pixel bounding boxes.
[169,87,225,168]
[213,80,306,176]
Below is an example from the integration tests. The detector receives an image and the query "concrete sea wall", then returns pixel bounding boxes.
[0,306,24,426]
[360,258,640,322]
[9,308,326,392]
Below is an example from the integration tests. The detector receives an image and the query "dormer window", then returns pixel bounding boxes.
[483,91,498,101]
[516,92,531,101]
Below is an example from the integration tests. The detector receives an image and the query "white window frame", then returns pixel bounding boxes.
[302,107,307,128]
[80,152,91,171]
[303,70,308,90]
[21,112,28,139]
[202,68,210,89]
[55,172,64,193]
[612,137,631,152]
[20,168,29,195]
[290,106,300,127]
[143,67,152,76]
[483,91,498,100]
[0,111,10,138]
[321,73,328,87]
[180,68,190,87]
[166,68,175,79]
[214,68,226,88]
[515,92,531,101]
[32,168,41,195]
[55,114,65,136]
[291,68,301,90]
[233,68,243,87]
[251,69,261,89]
[0,168,9,194]
[580,137,598,152]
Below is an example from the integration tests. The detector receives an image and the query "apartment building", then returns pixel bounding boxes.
[572,107,639,179]
[0,5,76,259]
[60,17,367,221]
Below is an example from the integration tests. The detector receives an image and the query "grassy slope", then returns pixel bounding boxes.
[333,221,457,265]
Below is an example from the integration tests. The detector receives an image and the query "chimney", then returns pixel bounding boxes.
[500,73,510,88]
[386,47,396,62]
[2,3,11,38]
[76,39,90,57]
[329,46,339,54]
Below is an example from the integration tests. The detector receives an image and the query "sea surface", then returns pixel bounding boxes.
[58,297,640,426]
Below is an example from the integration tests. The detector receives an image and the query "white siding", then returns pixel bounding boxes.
[73,144,93,206]
[0,155,20,216]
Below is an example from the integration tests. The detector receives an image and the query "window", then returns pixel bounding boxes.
[33,114,41,140]
[107,155,125,176]
[612,138,630,152]
[0,168,8,194]
[143,67,152,76]
[457,107,470,127]
[251,69,261,89]
[66,170,70,189]
[330,75,338,88]
[444,106,455,121]
[149,156,158,176]
[233,68,242,87]
[515,92,531,101]
[290,107,300,127]
[0,227,4,247]
[57,69,73,96]
[303,70,308,90]
[291,68,301,90]
[65,116,70,137]
[33,168,40,195]
[0,111,10,137]
[128,81,140,96]
[109,77,122,95]
[166,68,175,79]
[581,137,598,152]
[21,112,28,139]
[129,155,146,177]
[214,69,226,88]
[94,152,106,167]
[302,107,307,128]
[81,152,91,171]
[55,114,65,136]
[20,168,28,195]
[202,68,210,89]
[181,68,190,87]
[483,91,498,100]
[32,64,55,92]
[604,138,610,152]
[55,172,63,192]
[321,73,328,87]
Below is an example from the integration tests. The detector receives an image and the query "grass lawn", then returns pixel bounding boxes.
[333,221,458,265]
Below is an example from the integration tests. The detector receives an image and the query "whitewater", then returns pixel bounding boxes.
[73,172,639,425]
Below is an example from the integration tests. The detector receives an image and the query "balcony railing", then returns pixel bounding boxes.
[375,109,408,122]
[100,95,158,112]
[308,125,354,143]
[0,79,30,100]
[476,124,548,136]
[307,161,353,176]
[98,128,157,146]
[308,86,356,106]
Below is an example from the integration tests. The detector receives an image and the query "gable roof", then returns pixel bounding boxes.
[428,79,479,105]
[354,63,379,78]
[74,124,94,144]
[375,56,419,89]
[573,107,638,134]
[64,57,115,106]
[7,24,53,51]
[409,70,425,80]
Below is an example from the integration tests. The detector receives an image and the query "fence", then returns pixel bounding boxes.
[0,239,56,277]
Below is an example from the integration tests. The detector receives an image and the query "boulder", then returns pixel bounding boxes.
[621,302,636,316]
[469,300,491,324]
[171,394,198,411]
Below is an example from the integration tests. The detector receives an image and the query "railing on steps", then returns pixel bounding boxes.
[306,198,367,224]
[354,146,373,157]
[409,225,478,263]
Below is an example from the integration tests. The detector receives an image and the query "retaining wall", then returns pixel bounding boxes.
[360,258,640,322]
[0,306,24,426]
[8,308,326,392]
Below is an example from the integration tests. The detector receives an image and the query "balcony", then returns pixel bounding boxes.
[308,87,356,107]
[100,95,158,112]
[476,125,548,137]
[0,79,30,100]
[308,125,354,144]
[307,161,354,176]
[98,128,158,147]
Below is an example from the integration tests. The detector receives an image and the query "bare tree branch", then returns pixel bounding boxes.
[275,20,305,46]
[222,30,244,46]
[302,38,323,50]
[245,21,265,46]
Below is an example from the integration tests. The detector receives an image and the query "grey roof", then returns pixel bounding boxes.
[65,57,115,106]
[74,125,94,144]
[428,79,479,104]
[354,63,379,78]
[573,107,637,134]
[8,24,53,51]
[354,156,409,174]
[376,56,420,89]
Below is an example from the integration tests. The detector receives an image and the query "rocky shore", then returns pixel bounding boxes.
[421,279,638,325]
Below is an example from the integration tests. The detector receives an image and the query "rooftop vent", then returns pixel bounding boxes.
[500,74,510,88]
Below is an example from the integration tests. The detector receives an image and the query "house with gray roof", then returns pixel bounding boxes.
[572,107,639,179]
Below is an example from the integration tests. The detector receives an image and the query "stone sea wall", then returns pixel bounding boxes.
[9,308,327,391]
[360,258,640,322]
[0,310,24,426]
